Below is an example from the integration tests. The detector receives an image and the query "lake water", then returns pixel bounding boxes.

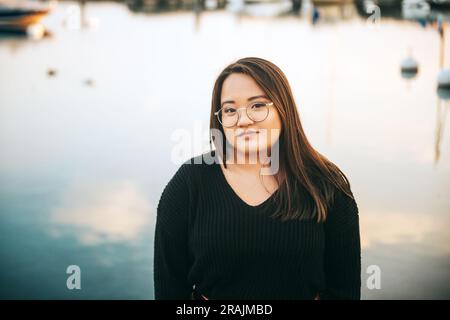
[0,0,449,299]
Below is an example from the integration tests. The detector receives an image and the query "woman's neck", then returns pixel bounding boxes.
[224,151,271,174]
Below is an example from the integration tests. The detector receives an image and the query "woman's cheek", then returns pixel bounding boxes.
[224,130,236,147]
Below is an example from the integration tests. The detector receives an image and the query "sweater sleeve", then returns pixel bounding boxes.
[153,163,193,300]
[322,188,361,300]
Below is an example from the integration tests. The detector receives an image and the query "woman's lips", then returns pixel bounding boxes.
[237,130,259,138]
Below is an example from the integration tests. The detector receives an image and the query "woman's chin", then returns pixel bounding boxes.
[234,145,264,160]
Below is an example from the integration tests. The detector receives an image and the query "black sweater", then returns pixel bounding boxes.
[153,152,361,300]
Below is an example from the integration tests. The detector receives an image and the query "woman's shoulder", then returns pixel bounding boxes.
[182,150,219,166]
[157,151,214,211]
[178,150,219,176]
[157,151,217,214]
[165,150,218,190]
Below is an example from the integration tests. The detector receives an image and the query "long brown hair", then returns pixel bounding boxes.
[209,57,353,223]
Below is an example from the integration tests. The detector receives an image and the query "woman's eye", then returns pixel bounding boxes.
[251,103,265,109]
[223,107,236,114]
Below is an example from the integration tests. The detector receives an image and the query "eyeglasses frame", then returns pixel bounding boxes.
[214,101,274,127]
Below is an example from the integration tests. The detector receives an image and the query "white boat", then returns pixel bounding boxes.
[312,0,353,6]
[402,0,430,20]
[0,1,52,33]
[227,0,292,16]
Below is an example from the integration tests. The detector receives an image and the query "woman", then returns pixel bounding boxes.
[154,57,361,300]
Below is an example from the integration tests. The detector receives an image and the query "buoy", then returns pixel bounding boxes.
[437,69,450,89]
[84,78,95,87]
[437,88,450,100]
[47,68,57,77]
[401,56,418,73]
[312,7,320,25]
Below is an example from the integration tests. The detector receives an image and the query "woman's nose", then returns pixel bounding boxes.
[236,108,253,126]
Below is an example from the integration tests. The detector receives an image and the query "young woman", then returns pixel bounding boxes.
[154,57,361,300]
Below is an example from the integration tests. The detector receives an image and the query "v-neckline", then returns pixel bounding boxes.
[215,162,279,209]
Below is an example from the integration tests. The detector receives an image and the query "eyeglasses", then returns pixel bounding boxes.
[214,101,274,128]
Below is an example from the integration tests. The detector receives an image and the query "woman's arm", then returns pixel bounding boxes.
[153,163,193,300]
[322,188,361,300]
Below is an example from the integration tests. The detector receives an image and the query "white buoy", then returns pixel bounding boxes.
[437,69,450,89]
[401,56,418,73]
[437,88,450,100]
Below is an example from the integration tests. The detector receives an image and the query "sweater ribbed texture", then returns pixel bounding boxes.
[153,152,361,300]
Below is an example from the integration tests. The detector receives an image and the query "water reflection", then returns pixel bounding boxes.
[435,89,449,163]
[0,0,449,300]
[50,179,153,246]
[361,211,450,254]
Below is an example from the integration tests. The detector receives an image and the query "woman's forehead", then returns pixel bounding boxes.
[221,74,265,101]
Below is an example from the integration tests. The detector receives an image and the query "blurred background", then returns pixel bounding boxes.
[0,0,449,299]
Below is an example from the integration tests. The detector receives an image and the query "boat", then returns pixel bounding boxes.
[0,2,50,33]
[402,0,430,20]
[311,0,353,6]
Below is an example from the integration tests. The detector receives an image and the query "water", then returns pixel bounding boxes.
[0,0,449,299]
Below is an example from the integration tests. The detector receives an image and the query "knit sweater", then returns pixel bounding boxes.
[153,151,361,300]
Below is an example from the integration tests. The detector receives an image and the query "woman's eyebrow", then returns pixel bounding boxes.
[221,95,269,107]
[248,95,269,101]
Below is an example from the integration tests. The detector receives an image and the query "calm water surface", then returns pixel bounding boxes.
[0,0,449,299]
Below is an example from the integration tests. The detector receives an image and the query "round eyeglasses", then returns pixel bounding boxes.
[214,101,274,128]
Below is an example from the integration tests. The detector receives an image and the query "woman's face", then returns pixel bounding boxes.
[220,73,282,159]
